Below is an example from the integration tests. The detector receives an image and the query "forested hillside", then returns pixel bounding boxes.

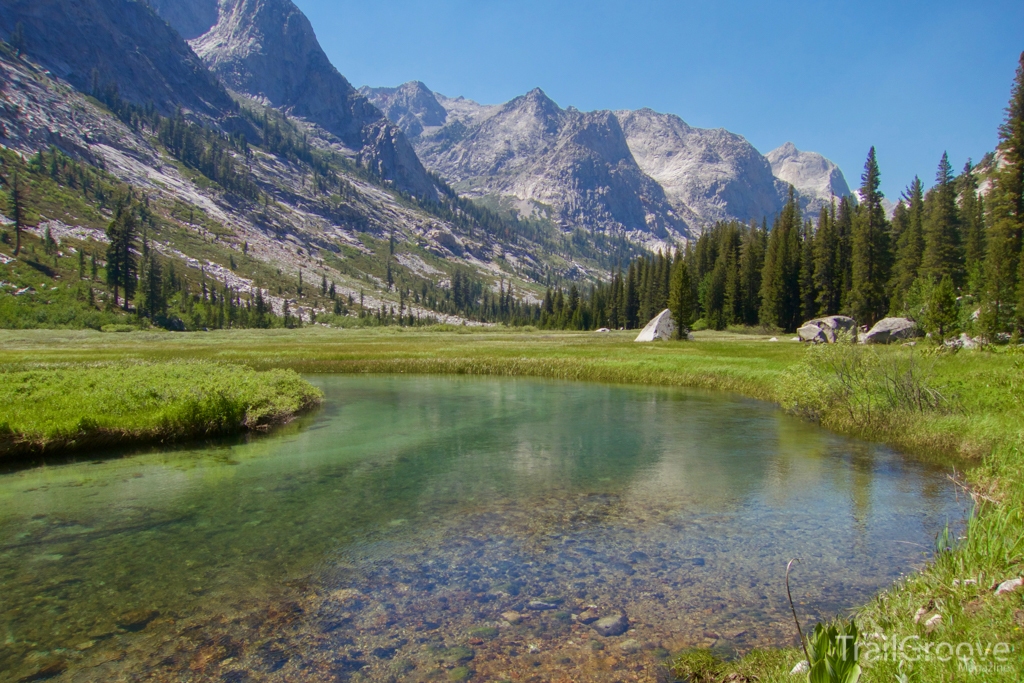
[535,53,1024,340]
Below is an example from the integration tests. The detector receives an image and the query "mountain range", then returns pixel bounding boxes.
[362,81,852,242]
[0,0,852,324]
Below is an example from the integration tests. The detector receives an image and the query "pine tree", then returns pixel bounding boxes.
[105,203,138,309]
[849,147,891,326]
[889,177,925,314]
[668,258,695,338]
[924,275,959,340]
[137,231,165,320]
[982,51,1024,336]
[920,152,962,284]
[799,218,817,321]
[958,161,986,293]
[812,204,841,315]
[760,187,802,330]
[737,221,765,325]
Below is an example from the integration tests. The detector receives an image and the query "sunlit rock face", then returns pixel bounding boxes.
[767,141,852,217]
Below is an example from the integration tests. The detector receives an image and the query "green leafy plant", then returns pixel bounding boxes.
[787,560,862,683]
[805,620,861,683]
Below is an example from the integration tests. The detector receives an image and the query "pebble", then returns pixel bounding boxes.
[791,660,809,674]
[527,600,557,611]
[501,611,522,625]
[995,577,1022,595]
[593,613,628,637]
[617,639,640,654]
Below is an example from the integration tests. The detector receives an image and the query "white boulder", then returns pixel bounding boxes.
[797,315,857,343]
[634,309,677,342]
[863,317,921,344]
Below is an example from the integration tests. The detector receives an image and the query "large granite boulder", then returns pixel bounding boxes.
[798,315,856,343]
[863,317,921,344]
[797,324,829,343]
[634,309,677,342]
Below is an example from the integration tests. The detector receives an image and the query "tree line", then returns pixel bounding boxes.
[536,52,1024,341]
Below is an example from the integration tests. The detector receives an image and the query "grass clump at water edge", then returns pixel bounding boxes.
[0,360,323,460]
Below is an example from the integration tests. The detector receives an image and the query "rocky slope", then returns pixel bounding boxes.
[149,0,437,199]
[1,46,614,325]
[0,0,233,117]
[617,108,786,226]
[363,82,854,236]
[766,142,851,216]
[365,86,690,246]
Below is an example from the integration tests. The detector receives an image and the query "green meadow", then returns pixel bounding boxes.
[0,326,1021,681]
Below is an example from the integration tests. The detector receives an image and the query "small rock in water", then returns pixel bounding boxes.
[995,577,1023,595]
[501,611,522,624]
[790,660,809,674]
[691,557,706,566]
[574,608,600,625]
[618,639,641,654]
[527,600,557,611]
[592,612,628,637]
[116,609,159,632]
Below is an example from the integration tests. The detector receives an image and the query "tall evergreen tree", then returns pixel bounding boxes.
[890,177,925,313]
[982,51,1024,336]
[760,186,802,330]
[737,220,765,325]
[812,203,841,315]
[137,230,165,320]
[799,217,817,321]
[920,152,962,284]
[105,203,138,309]
[958,161,986,293]
[849,147,891,325]
[668,258,695,338]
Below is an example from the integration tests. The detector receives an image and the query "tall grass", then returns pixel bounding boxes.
[0,360,323,460]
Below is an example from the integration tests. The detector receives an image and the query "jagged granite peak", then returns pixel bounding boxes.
[767,142,851,215]
[161,0,436,198]
[617,108,786,226]
[356,81,447,139]
[147,0,220,40]
[0,0,234,117]
[413,87,687,240]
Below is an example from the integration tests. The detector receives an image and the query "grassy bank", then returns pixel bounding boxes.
[0,360,324,461]
[0,327,1020,680]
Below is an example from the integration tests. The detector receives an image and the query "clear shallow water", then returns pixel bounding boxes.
[0,376,964,682]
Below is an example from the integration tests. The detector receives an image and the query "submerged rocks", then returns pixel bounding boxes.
[863,317,921,344]
[634,309,677,342]
[797,315,856,343]
[592,612,629,637]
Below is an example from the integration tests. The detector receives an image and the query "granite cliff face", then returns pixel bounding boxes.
[0,0,233,117]
[767,142,852,216]
[150,0,436,199]
[617,109,787,226]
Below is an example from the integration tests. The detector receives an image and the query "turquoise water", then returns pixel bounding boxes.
[0,376,964,682]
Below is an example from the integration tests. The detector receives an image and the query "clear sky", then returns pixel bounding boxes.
[295,0,1023,200]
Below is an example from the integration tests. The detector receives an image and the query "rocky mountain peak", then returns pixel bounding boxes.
[356,81,447,139]
[148,0,437,198]
[617,108,786,226]
[767,142,851,215]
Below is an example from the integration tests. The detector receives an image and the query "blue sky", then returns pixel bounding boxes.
[295,0,1023,200]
